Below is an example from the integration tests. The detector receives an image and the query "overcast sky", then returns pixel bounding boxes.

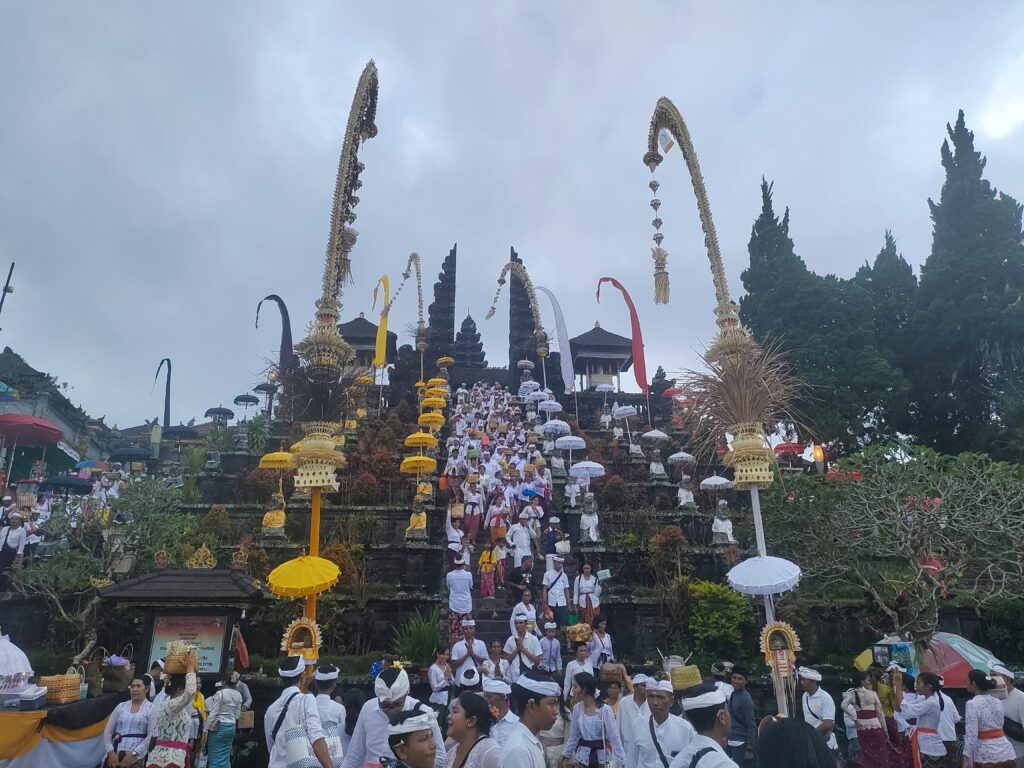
[2,2,1023,429]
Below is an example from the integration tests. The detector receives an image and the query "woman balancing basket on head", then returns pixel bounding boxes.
[147,644,199,768]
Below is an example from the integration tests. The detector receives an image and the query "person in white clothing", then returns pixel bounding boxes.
[509,591,539,637]
[669,684,738,768]
[797,667,838,756]
[503,617,542,682]
[964,669,1016,768]
[387,709,439,768]
[312,663,346,729]
[263,655,333,768]
[992,664,1024,766]
[340,667,445,768]
[618,674,650,761]
[508,513,536,568]
[427,647,452,712]
[446,553,474,644]
[628,679,695,767]
[451,621,488,675]
[537,623,562,676]
[204,672,245,767]
[0,510,27,591]
[483,678,520,747]
[501,673,560,768]
[892,669,947,767]
[562,642,594,702]
[481,639,512,683]
[934,676,961,761]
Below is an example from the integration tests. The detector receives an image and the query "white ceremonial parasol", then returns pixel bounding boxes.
[667,451,695,464]
[570,460,606,488]
[642,428,669,442]
[542,419,571,437]
[537,399,563,413]
[727,556,801,596]
[519,380,542,395]
[526,390,550,403]
[555,435,586,462]
[700,475,733,491]
[595,383,615,408]
[612,405,637,420]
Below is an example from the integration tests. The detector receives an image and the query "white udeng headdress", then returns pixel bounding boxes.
[375,668,411,702]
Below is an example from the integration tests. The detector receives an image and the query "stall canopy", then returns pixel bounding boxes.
[0,415,62,446]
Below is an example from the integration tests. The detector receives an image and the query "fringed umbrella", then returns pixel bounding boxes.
[700,475,733,491]
[727,556,801,596]
[259,451,296,470]
[569,460,605,489]
[537,399,563,414]
[555,435,586,463]
[526,390,550,403]
[541,419,571,438]
[613,404,637,443]
[642,428,669,442]
[268,555,340,598]
[404,432,438,450]
[667,451,695,465]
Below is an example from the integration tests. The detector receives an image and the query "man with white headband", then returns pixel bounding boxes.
[503,672,560,767]
[503,614,541,682]
[451,620,487,675]
[312,663,345,731]
[992,664,1024,765]
[483,677,519,747]
[263,655,333,768]
[628,678,695,768]
[798,667,838,755]
[386,709,438,768]
[619,673,650,760]
[668,684,737,768]
[340,667,444,768]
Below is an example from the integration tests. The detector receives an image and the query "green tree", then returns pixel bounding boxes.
[908,110,1024,458]
[739,180,904,452]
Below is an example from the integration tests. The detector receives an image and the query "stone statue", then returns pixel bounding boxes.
[564,477,580,507]
[711,498,737,545]
[676,474,695,508]
[648,448,667,480]
[599,403,612,430]
[261,481,287,536]
[580,492,601,542]
[405,495,428,541]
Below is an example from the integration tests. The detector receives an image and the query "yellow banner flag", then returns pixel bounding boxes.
[372,275,390,368]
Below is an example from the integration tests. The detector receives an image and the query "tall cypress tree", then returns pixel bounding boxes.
[740,180,902,450]
[426,244,457,363]
[908,111,1024,456]
[454,314,487,369]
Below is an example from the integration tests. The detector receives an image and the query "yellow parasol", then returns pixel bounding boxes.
[436,356,455,369]
[259,451,296,470]
[427,377,448,387]
[355,375,374,387]
[415,379,426,388]
[419,397,447,410]
[404,432,438,450]
[425,387,449,398]
[401,455,437,475]
[418,411,445,430]
[268,555,340,598]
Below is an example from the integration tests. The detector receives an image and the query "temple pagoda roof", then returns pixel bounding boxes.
[569,323,633,352]
[338,313,398,357]
[99,569,267,607]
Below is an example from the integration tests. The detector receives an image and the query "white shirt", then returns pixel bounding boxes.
[587,632,614,667]
[669,733,738,768]
[0,525,26,555]
[574,575,601,609]
[563,659,594,701]
[538,636,562,674]
[491,709,520,747]
[1002,687,1024,757]
[938,691,960,741]
[428,663,450,706]
[508,523,534,559]
[339,696,444,768]
[481,657,512,683]
[543,569,570,607]
[629,713,695,768]
[503,633,542,681]
[618,695,649,757]
[802,687,838,749]
[264,686,325,768]
[899,692,945,757]
[501,721,546,768]
[452,638,488,673]
[316,693,345,730]
[447,568,474,614]
[205,687,243,729]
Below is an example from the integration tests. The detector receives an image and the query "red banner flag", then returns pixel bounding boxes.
[596,277,649,394]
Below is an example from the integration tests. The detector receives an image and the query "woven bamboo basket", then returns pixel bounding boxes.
[566,623,593,643]
[40,667,83,704]
[670,664,703,691]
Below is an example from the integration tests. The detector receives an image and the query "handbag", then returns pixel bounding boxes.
[555,539,571,555]
[82,646,106,697]
[102,644,135,693]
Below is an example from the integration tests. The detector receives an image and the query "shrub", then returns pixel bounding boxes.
[689,580,751,659]
[600,475,630,510]
[650,525,689,581]
[351,472,382,505]
[394,608,442,667]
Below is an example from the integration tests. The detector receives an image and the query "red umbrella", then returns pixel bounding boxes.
[0,414,63,446]
[773,442,805,455]
[661,388,683,398]
[919,632,1002,689]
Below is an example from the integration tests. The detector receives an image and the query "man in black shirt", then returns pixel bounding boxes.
[506,555,539,605]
